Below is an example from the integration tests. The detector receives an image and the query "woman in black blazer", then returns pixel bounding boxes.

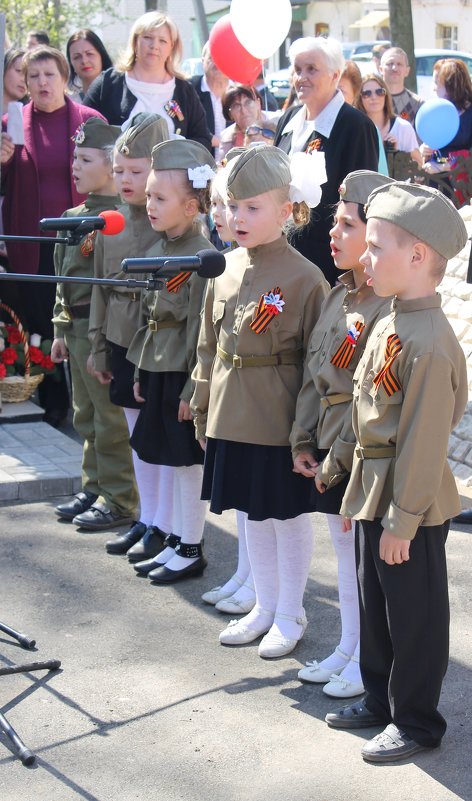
[83,11,211,151]
[275,36,379,286]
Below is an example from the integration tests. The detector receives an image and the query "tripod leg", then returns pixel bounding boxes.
[0,623,35,650]
[0,711,35,766]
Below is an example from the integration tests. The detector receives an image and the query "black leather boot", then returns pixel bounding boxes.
[148,541,207,583]
[126,525,167,563]
[106,521,148,554]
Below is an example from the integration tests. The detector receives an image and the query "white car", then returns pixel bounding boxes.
[352,48,472,99]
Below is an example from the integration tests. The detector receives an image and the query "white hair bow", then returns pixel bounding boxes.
[188,164,216,188]
[289,151,327,208]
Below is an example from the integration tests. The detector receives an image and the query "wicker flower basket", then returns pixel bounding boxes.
[0,302,44,402]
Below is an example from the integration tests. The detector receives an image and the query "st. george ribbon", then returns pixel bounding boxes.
[121,249,226,280]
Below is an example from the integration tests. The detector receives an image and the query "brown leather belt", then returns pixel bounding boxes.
[113,290,140,301]
[217,344,302,369]
[147,319,184,332]
[320,393,352,410]
[355,446,396,459]
[62,303,91,320]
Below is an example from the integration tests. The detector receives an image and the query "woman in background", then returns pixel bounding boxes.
[66,29,113,102]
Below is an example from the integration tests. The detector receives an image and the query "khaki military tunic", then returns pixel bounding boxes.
[340,294,468,540]
[52,194,121,336]
[126,224,213,403]
[290,272,390,488]
[191,235,329,446]
[88,203,160,372]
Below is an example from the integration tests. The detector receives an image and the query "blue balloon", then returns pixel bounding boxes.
[415,98,460,150]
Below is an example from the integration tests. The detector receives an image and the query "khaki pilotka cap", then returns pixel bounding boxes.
[223,146,247,165]
[226,145,291,199]
[151,139,216,172]
[116,113,169,158]
[339,170,395,205]
[72,117,121,149]
[365,182,468,260]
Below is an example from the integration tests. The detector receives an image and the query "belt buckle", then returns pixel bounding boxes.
[355,447,365,460]
[233,354,243,368]
[148,320,157,332]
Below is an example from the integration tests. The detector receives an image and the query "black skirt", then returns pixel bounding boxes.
[308,449,349,515]
[130,370,204,467]
[109,342,141,409]
[201,437,316,521]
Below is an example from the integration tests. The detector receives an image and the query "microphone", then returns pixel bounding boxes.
[39,210,126,237]
[121,249,226,279]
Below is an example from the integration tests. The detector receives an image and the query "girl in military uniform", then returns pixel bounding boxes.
[291,170,393,696]
[127,139,217,583]
[191,145,329,658]
[87,113,174,558]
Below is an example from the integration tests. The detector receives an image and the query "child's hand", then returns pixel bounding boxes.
[293,452,318,478]
[51,338,68,363]
[314,474,326,494]
[178,400,193,422]
[342,517,352,532]
[94,370,113,385]
[133,381,145,402]
[379,530,410,565]
[199,438,207,452]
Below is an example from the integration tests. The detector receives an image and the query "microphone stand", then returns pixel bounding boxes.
[0,621,61,766]
[0,271,169,291]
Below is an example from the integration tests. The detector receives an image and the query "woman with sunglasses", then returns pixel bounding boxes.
[218,85,278,160]
[355,74,422,168]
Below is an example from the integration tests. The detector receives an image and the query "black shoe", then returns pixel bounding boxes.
[325,700,385,730]
[133,533,181,573]
[43,408,68,428]
[148,541,207,584]
[453,508,472,524]
[73,501,134,531]
[55,491,98,521]
[126,526,167,562]
[106,521,148,554]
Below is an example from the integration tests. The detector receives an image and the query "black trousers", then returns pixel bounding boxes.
[356,519,450,747]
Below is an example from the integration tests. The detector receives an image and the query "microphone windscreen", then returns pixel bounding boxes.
[196,249,226,279]
[99,210,126,236]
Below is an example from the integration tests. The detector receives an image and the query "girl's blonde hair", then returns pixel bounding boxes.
[117,11,184,78]
[168,170,211,215]
[274,186,310,229]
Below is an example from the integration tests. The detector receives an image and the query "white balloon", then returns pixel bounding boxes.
[230,0,292,60]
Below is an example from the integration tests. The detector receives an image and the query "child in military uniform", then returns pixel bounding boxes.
[127,139,217,583]
[191,146,329,657]
[87,113,173,552]
[52,117,139,531]
[325,183,468,763]
[292,170,393,697]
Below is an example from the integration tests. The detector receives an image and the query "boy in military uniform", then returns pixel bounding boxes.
[324,183,468,763]
[52,117,139,530]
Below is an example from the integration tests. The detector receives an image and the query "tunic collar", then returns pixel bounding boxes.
[161,222,201,252]
[391,293,442,313]
[247,234,288,264]
[84,194,120,211]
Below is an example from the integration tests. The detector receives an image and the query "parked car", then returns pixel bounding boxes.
[352,48,472,99]
[342,40,390,59]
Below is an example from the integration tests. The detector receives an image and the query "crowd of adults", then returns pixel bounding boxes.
[1,12,472,424]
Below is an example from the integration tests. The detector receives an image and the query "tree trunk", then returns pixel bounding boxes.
[145,0,166,9]
[388,0,417,92]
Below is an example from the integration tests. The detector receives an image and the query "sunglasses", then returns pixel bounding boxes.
[245,125,275,139]
[361,87,386,98]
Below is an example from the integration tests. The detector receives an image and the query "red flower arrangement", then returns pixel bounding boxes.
[0,322,56,378]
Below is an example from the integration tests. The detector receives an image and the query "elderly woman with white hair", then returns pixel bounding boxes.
[275,36,379,286]
[83,10,211,149]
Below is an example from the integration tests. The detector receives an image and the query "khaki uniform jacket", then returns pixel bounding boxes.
[340,294,468,540]
[52,194,121,338]
[126,224,213,404]
[88,203,160,372]
[191,235,329,446]
[290,272,390,488]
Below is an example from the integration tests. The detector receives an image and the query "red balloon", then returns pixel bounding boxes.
[209,15,261,84]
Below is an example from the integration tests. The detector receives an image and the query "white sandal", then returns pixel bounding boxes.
[297,646,350,683]
[258,611,308,659]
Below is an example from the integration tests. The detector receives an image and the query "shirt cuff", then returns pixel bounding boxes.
[381,502,423,541]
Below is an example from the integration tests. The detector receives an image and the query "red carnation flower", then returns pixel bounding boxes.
[42,355,55,371]
[29,345,45,364]
[7,328,22,345]
[0,363,7,378]
[2,347,18,365]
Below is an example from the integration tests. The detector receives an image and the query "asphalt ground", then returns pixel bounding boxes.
[0,499,471,801]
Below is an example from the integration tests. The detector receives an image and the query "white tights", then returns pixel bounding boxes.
[159,464,207,571]
[239,514,314,640]
[213,511,255,602]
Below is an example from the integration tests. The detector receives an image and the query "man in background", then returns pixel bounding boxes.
[380,46,423,127]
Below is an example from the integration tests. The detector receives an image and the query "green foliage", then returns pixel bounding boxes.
[1,0,122,48]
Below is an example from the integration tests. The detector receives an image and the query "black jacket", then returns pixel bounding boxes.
[83,68,212,151]
[190,75,215,135]
[275,103,379,286]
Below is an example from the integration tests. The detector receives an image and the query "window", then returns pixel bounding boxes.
[436,24,458,50]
